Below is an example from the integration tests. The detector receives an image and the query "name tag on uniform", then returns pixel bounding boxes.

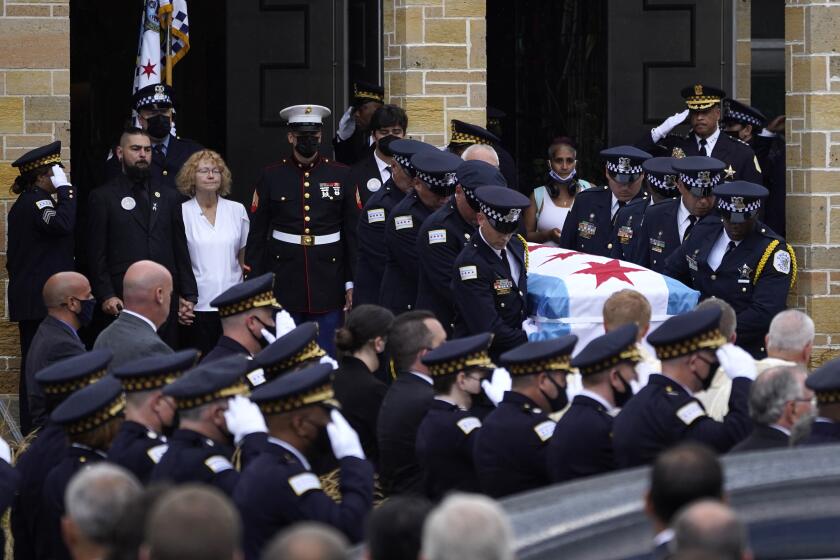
[147,444,168,464]
[533,420,556,442]
[456,417,482,435]
[428,229,447,244]
[395,215,414,230]
[204,455,234,473]
[618,225,634,244]
[649,237,666,253]
[686,255,698,271]
[459,265,478,281]
[288,472,322,496]
[578,221,596,239]
[367,208,386,223]
[493,278,513,295]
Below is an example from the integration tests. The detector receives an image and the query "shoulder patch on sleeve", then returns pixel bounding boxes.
[394,215,414,230]
[676,401,706,426]
[288,472,322,496]
[533,420,556,442]
[247,368,266,387]
[146,444,168,464]
[773,250,791,274]
[36,199,54,210]
[367,208,386,223]
[204,455,234,474]
[456,416,482,435]
[428,229,447,244]
[459,265,478,281]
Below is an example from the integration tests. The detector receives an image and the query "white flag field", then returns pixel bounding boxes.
[524,243,700,354]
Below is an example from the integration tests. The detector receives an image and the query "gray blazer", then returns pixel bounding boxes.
[94,311,173,370]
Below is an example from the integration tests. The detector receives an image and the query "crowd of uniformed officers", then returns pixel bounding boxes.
[3,78,828,559]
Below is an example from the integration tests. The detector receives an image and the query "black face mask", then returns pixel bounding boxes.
[541,374,569,412]
[693,356,719,392]
[252,317,274,349]
[124,161,151,183]
[307,425,337,475]
[612,370,635,408]
[161,409,179,439]
[76,297,96,327]
[295,136,320,158]
[146,114,172,139]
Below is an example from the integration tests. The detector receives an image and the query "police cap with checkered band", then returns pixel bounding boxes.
[411,150,463,197]
[601,146,652,184]
[672,156,726,198]
[475,185,530,234]
[713,180,768,224]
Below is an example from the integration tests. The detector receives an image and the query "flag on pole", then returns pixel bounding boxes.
[133,0,162,93]
[158,0,191,68]
[133,0,190,92]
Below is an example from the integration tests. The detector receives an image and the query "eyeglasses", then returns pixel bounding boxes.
[197,168,222,175]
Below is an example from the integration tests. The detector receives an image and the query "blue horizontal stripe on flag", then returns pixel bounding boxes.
[527,272,570,320]
[663,275,700,315]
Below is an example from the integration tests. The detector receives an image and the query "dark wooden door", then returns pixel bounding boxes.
[607,0,733,145]
[226,0,347,201]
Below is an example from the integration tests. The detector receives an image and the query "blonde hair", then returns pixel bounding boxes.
[603,289,652,332]
[176,149,233,197]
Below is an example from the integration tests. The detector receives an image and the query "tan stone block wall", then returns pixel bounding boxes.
[785,0,840,366]
[735,0,751,103]
[384,0,486,145]
[0,1,70,395]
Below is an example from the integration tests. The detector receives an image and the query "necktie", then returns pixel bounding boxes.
[612,200,626,225]
[384,165,392,183]
[132,182,150,221]
[699,138,708,157]
[683,215,698,242]
[500,248,513,279]
[153,143,165,166]
[724,240,737,258]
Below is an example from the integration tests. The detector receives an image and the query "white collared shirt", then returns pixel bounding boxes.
[374,150,392,184]
[677,198,693,241]
[121,309,157,332]
[769,424,792,436]
[479,227,521,286]
[410,371,433,385]
[610,194,620,219]
[577,389,615,413]
[707,230,741,271]
[654,528,674,547]
[268,436,311,471]
[697,127,720,156]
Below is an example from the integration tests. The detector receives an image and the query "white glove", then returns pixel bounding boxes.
[320,355,338,370]
[715,344,758,381]
[0,436,11,464]
[337,106,356,141]
[224,395,268,444]
[481,368,512,406]
[651,109,690,142]
[50,164,70,188]
[326,409,365,460]
[274,310,297,338]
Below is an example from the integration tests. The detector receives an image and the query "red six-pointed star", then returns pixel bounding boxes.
[572,259,643,288]
[140,59,157,78]
[528,244,581,265]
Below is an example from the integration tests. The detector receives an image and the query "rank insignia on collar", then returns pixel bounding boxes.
[724,164,736,179]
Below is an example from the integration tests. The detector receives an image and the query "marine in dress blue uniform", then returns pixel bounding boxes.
[40,376,125,560]
[547,324,641,483]
[415,333,495,500]
[251,322,327,386]
[612,307,753,468]
[663,181,795,357]
[7,141,76,434]
[202,272,283,363]
[798,359,840,446]
[634,157,725,272]
[417,161,506,333]
[354,138,432,307]
[13,350,111,560]
[559,146,651,257]
[245,104,356,355]
[473,336,577,498]
[150,354,263,495]
[234,363,374,558]
[380,150,461,314]
[451,186,531,359]
[109,350,200,483]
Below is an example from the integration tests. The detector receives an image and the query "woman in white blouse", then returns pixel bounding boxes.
[176,150,249,355]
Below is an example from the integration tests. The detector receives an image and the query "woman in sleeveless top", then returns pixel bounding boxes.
[523,137,594,246]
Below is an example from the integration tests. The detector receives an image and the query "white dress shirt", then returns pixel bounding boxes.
[707,230,740,272]
[610,194,621,219]
[479,228,521,286]
[676,198,693,240]
[577,389,615,413]
[696,127,720,156]
[411,371,433,385]
[374,150,392,184]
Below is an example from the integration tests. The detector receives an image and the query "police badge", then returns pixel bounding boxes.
[617,157,631,174]
[738,263,752,284]
[671,147,686,159]
[731,196,746,211]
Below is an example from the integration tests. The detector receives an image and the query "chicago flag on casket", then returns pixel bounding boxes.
[525,244,699,350]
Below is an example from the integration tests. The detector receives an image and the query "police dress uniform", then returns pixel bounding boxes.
[7,141,76,434]
[473,336,577,498]
[39,376,125,560]
[636,84,762,185]
[245,105,355,354]
[415,333,494,500]
[354,139,432,307]
[251,322,327,386]
[380,150,460,314]
[448,119,519,194]
[235,363,374,557]
[612,308,752,468]
[333,81,384,166]
[109,350,200,483]
[559,146,651,257]
[609,196,650,262]
[451,186,531,359]
[798,359,840,447]
[547,324,641,483]
[634,157,726,272]
[150,354,260,495]
[416,160,507,334]
[663,181,794,357]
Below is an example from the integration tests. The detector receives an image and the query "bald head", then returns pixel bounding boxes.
[766,310,814,364]
[122,261,173,328]
[43,272,91,309]
[461,144,500,168]
[673,500,750,560]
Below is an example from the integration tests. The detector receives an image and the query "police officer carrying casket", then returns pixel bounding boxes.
[380,149,462,314]
[634,156,725,272]
[451,186,531,360]
[245,104,356,356]
[559,146,651,257]
[416,160,507,334]
[664,181,795,357]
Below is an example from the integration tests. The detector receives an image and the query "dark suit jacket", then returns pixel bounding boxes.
[333,356,388,467]
[730,423,789,453]
[87,173,197,302]
[376,372,434,496]
[349,151,386,208]
[93,311,173,370]
[25,315,86,430]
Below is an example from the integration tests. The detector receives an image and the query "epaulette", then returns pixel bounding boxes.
[576,185,609,197]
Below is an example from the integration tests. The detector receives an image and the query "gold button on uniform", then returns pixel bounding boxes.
[162,170,168,176]
[304,216,311,222]
[304,193,310,199]
[304,205,310,211]
[304,172,310,177]
[710,274,716,280]
[305,228,310,234]
[304,181,310,187]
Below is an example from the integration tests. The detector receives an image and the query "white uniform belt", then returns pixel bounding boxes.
[272,230,341,246]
